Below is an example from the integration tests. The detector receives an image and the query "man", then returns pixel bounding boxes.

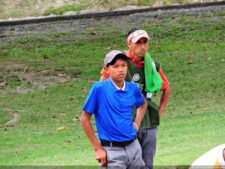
[100,28,171,169]
[81,50,148,168]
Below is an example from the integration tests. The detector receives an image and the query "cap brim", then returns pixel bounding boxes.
[131,35,149,43]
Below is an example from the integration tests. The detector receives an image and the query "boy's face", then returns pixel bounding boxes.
[127,37,148,58]
[106,58,127,83]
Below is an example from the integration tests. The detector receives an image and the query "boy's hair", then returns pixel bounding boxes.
[106,54,127,67]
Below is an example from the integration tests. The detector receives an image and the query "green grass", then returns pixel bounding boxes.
[0,0,220,19]
[0,12,224,166]
[0,79,94,165]
[0,110,14,125]
[43,4,85,16]
[137,0,157,6]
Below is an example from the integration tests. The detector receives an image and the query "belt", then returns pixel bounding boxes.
[100,137,136,147]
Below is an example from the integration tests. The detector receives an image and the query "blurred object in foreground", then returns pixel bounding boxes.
[190,144,225,169]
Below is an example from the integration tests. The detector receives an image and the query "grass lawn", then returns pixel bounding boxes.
[0,0,218,19]
[0,11,224,166]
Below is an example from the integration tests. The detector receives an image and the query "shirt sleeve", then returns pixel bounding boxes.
[159,68,169,91]
[134,85,145,108]
[101,68,110,78]
[82,83,99,115]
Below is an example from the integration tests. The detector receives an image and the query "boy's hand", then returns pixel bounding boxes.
[133,122,140,131]
[95,147,107,167]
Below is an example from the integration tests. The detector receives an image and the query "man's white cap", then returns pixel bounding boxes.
[104,50,127,66]
[127,30,149,43]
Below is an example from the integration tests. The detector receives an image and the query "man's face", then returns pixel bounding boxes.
[127,37,149,58]
[106,58,127,83]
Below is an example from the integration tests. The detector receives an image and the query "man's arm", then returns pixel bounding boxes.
[80,110,107,166]
[99,67,109,81]
[133,99,148,130]
[158,84,171,119]
[100,75,108,81]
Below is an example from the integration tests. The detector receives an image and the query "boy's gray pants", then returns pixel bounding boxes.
[102,139,142,169]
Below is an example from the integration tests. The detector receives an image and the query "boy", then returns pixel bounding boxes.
[80,50,147,168]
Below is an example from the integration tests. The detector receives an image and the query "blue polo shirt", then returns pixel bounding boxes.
[82,78,144,142]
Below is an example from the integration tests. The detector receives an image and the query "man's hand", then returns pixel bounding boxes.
[95,147,107,167]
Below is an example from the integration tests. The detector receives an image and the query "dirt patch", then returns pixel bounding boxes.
[0,109,20,128]
[0,62,81,97]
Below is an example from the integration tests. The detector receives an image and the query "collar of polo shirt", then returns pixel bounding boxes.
[110,78,126,91]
